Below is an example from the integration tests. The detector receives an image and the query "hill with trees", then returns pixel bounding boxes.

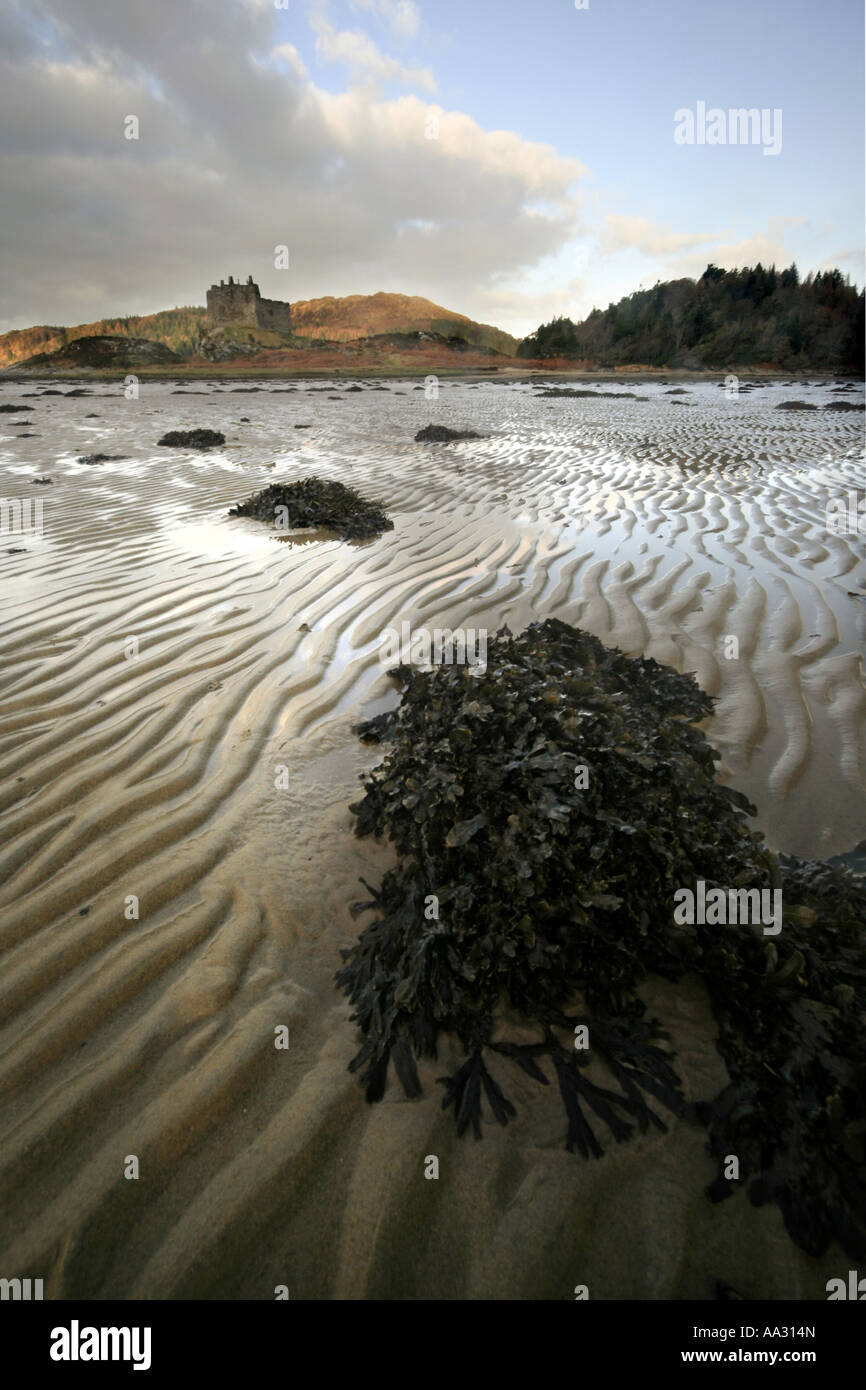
[289,293,517,355]
[0,294,517,369]
[517,265,864,373]
[0,308,206,369]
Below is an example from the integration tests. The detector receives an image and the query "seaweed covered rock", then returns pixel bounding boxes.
[534,387,598,398]
[337,618,866,1258]
[229,477,393,541]
[157,429,225,448]
[414,424,482,442]
[535,388,641,399]
[700,852,866,1256]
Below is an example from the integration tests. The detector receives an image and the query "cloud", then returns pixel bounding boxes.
[270,43,308,81]
[825,248,865,277]
[319,95,585,202]
[601,215,714,258]
[349,0,420,40]
[311,15,436,93]
[472,277,588,333]
[666,216,804,277]
[594,211,811,284]
[702,216,804,270]
[0,0,584,332]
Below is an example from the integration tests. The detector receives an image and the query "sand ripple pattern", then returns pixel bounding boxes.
[0,377,863,1299]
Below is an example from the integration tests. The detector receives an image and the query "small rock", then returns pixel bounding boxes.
[415,424,483,442]
[157,429,225,448]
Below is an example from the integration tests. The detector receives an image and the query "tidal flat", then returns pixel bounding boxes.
[0,375,863,1298]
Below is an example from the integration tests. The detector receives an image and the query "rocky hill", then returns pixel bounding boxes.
[0,293,517,369]
[0,310,203,368]
[289,293,516,356]
[10,335,181,370]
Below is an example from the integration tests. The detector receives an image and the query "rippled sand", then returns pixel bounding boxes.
[0,376,863,1299]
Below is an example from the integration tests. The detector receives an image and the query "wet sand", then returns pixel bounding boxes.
[0,376,863,1298]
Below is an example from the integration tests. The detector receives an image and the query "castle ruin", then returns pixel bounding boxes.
[206,275,292,334]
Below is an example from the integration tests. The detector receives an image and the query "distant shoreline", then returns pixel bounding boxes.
[1,365,862,383]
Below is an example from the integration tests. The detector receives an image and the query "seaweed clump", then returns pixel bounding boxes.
[229,478,393,541]
[158,429,225,448]
[336,618,866,1258]
[535,388,641,399]
[415,425,482,442]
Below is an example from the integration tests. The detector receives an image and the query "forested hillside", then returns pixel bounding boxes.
[517,265,864,372]
[0,308,206,368]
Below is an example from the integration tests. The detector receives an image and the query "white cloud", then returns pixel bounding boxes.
[349,0,421,40]
[825,248,865,277]
[601,216,714,258]
[594,212,811,285]
[271,43,308,80]
[702,216,804,271]
[319,94,585,201]
[311,14,435,93]
[471,277,589,336]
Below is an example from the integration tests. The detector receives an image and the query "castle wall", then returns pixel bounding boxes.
[254,298,292,333]
[206,279,291,334]
[206,284,258,326]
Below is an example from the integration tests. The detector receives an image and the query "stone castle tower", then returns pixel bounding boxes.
[206,275,291,333]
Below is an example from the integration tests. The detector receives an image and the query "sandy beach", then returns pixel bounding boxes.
[0,375,863,1299]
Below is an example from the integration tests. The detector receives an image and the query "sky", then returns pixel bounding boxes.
[0,0,863,338]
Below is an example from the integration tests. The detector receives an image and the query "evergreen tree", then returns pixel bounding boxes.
[516,264,863,371]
